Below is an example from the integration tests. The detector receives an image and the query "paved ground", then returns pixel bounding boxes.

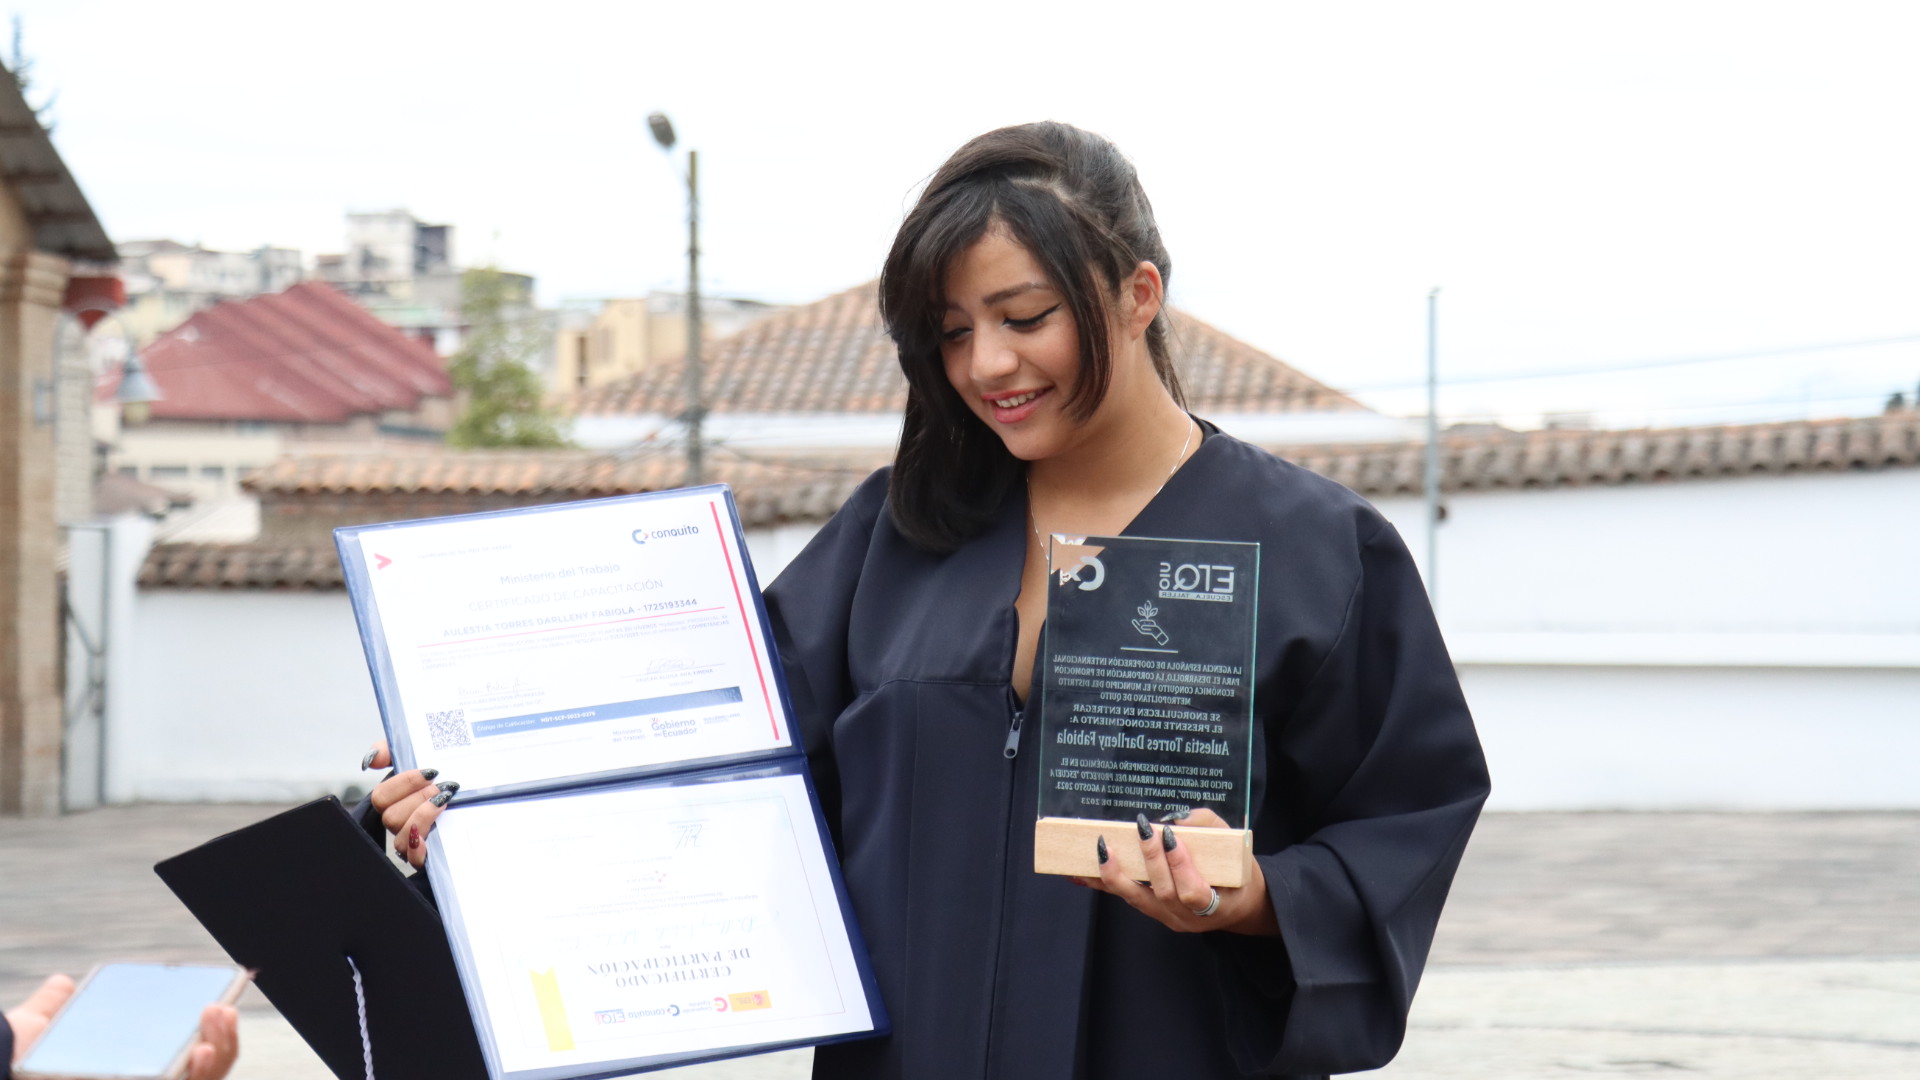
[3,806,1916,1077]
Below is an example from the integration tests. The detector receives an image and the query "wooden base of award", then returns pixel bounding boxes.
[1033,817,1252,888]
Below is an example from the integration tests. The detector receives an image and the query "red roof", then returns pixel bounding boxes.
[100,281,451,423]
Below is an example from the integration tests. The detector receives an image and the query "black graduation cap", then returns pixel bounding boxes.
[153,797,489,1080]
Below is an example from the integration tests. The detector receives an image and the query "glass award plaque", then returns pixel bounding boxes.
[1032,534,1259,887]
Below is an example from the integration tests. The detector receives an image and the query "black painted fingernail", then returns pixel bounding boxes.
[431,790,455,808]
[1135,813,1153,840]
[436,780,460,794]
[1096,836,1109,865]
[419,768,439,781]
[359,749,378,771]
[1162,825,1178,852]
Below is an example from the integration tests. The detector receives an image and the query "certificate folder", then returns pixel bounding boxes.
[333,486,886,1079]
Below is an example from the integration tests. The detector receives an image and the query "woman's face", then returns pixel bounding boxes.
[939,228,1089,462]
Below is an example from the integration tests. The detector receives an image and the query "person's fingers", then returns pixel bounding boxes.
[360,739,392,772]
[403,785,456,869]
[1160,825,1216,917]
[1135,813,1174,902]
[1093,834,1155,908]
[375,769,441,832]
[15,972,74,1019]
[188,1003,240,1080]
[5,973,75,1058]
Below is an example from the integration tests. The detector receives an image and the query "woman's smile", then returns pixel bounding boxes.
[940,229,1083,460]
[983,387,1052,423]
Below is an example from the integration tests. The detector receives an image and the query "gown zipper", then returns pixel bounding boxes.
[1003,704,1024,759]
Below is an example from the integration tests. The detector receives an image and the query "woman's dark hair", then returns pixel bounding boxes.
[879,121,1184,553]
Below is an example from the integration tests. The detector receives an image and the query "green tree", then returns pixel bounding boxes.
[447,268,570,448]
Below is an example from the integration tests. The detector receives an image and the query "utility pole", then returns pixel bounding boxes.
[1424,288,1441,606]
[683,149,704,486]
[647,112,704,486]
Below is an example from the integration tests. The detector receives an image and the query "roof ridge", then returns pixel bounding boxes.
[573,278,1364,418]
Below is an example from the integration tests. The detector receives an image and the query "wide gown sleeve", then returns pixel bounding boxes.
[761,471,887,839]
[1217,518,1490,1075]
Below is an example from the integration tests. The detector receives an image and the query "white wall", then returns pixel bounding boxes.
[1370,468,1920,809]
[116,591,382,802]
[114,470,1919,808]
[1461,665,1920,809]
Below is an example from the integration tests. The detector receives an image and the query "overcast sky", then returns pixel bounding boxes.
[16,0,1920,428]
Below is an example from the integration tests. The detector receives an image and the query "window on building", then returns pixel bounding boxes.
[149,465,190,480]
[200,465,227,481]
[116,466,138,478]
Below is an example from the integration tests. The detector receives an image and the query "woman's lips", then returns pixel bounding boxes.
[985,387,1049,424]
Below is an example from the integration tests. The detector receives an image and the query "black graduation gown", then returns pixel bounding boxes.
[762,426,1489,1080]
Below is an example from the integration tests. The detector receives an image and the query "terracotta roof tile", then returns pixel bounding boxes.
[243,449,880,528]
[1277,412,1920,497]
[575,281,1368,417]
[171,411,1919,590]
[139,543,346,590]
[100,281,451,423]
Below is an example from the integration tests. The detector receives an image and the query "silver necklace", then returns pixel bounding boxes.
[1028,416,1196,548]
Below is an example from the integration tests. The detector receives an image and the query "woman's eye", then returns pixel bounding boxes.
[940,325,970,343]
[1006,304,1061,331]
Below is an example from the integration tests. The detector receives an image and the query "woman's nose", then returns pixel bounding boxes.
[969,330,1019,381]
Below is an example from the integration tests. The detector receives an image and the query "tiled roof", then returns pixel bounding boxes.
[1279,412,1920,497]
[576,280,1368,417]
[154,412,1918,590]
[140,543,347,590]
[0,75,114,261]
[246,412,1920,504]
[244,449,876,529]
[100,281,451,423]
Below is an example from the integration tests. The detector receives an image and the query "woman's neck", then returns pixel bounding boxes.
[1027,382,1194,531]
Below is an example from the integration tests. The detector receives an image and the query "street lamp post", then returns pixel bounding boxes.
[648,111,704,486]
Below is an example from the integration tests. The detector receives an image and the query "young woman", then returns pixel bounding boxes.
[369,122,1489,1079]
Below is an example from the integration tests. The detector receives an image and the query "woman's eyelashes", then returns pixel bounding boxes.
[942,304,1061,343]
[1004,304,1060,331]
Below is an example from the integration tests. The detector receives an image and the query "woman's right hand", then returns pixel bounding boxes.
[361,740,458,869]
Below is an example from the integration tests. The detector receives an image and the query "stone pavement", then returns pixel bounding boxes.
[2,806,1915,1077]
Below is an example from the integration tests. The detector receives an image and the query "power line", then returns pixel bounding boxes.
[1342,332,1920,393]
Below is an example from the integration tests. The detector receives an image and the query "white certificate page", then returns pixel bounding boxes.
[433,774,874,1074]
[357,491,792,792]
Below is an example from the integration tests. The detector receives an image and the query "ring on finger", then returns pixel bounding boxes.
[1191,887,1221,917]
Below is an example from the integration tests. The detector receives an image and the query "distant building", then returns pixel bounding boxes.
[551,291,784,394]
[116,239,304,345]
[317,209,537,357]
[97,281,454,502]
[0,59,121,816]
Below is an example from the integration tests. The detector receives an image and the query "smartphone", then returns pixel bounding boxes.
[14,962,248,1080]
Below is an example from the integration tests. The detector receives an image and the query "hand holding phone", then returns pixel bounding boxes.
[12,964,243,1080]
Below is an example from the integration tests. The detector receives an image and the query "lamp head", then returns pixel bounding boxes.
[647,112,676,150]
[116,352,165,406]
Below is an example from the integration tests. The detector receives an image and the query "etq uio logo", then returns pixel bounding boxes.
[631,523,702,545]
[1158,561,1236,602]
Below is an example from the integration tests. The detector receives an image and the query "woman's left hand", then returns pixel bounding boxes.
[1079,809,1279,936]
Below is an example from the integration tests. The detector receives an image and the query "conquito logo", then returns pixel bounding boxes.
[631,523,703,545]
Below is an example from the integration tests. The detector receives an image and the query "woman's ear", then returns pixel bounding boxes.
[1120,260,1164,340]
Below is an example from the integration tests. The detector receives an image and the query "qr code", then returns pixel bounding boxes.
[425,708,471,749]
